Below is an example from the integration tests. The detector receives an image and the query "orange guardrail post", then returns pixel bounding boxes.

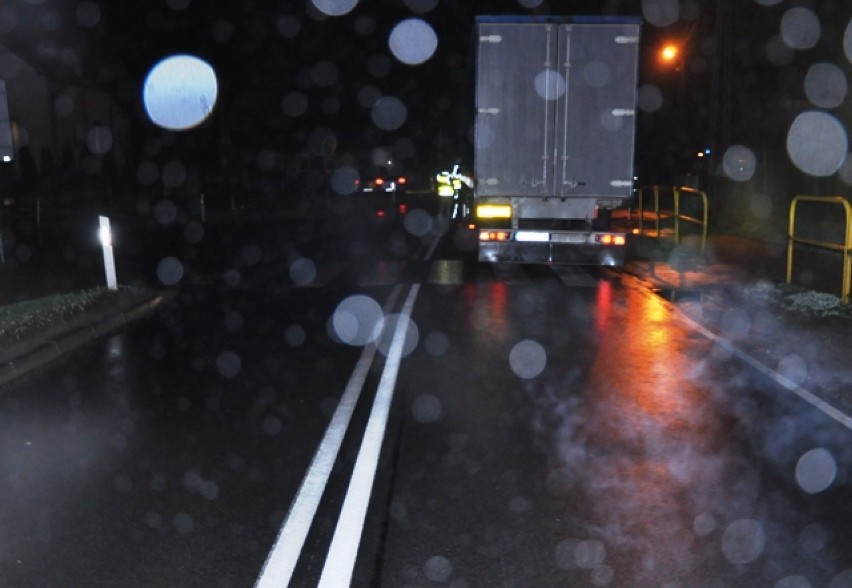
[787,195,852,303]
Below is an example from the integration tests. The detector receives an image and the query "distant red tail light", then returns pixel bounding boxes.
[397,176,407,185]
[375,177,384,186]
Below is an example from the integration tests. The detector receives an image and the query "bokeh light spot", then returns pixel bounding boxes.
[389,18,438,65]
[376,313,419,357]
[289,257,317,286]
[216,350,242,378]
[310,0,358,16]
[722,145,757,182]
[804,63,847,109]
[509,339,547,379]
[371,96,407,131]
[796,447,837,494]
[780,7,820,50]
[331,166,359,195]
[787,111,848,177]
[637,84,663,113]
[332,294,384,346]
[143,54,217,131]
[411,394,442,423]
[423,555,453,582]
[721,519,765,564]
[156,256,184,286]
[534,69,566,101]
[642,0,679,27]
[403,208,434,237]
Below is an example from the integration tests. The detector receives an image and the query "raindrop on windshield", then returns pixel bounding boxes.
[722,145,757,182]
[777,353,807,385]
[371,96,407,131]
[403,208,433,237]
[799,523,828,554]
[765,35,795,66]
[721,518,765,564]
[289,257,317,286]
[376,313,419,357]
[216,350,242,378]
[637,84,663,113]
[423,331,449,356]
[332,294,384,346]
[795,447,837,494]
[804,63,847,109]
[389,18,438,65]
[143,54,218,131]
[780,7,821,50]
[156,256,184,286]
[310,0,358,17]
[642,0,679,27]
[534,69,566,101]
[404,0,439,13]
[411,394,442,423]
[786,111,848,177]
[509,339,547,379]
[422,555,453,582]
[331,166,358,195]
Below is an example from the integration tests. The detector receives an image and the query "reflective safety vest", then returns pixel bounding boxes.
[436,172,456,197]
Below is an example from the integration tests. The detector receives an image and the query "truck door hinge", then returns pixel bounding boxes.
[615,35,640,44]
[611,109,636,117]
[480,35,503,43]
[610,180,632,187]
[478,107,500,115]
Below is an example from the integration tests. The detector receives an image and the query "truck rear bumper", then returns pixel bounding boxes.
[478,240,626,266]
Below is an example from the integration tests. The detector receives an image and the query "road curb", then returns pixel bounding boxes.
[0,295,167,387]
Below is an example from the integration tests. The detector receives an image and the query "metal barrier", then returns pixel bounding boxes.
[675,186,708,253]
[787,195,852,303]
[637,185,708,253]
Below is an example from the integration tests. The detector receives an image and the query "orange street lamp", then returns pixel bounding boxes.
[659,43,680,65]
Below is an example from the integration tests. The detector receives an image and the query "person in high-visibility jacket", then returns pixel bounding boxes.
[436,170,456,217]
[436,165,472,217]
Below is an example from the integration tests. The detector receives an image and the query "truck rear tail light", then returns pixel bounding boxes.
[480,230,511,242]
[398,204,407,214]
[397,176,407,185]
[476,204,512,219]
[596,234,626,246]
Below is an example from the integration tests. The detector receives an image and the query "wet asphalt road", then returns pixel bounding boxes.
[1,199,852,587]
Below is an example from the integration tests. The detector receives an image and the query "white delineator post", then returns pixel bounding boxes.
[99,215,118,290]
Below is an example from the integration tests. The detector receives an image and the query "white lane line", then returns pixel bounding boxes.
[317,283,421,588]
[254,284,404,588]
[677,310,852,431]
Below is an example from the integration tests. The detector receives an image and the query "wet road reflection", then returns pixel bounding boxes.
[384,270,852,587]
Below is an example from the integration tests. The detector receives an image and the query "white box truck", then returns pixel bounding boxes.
[474,15,641,265]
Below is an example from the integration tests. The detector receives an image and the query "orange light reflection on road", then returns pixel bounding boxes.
[464,282,510,345]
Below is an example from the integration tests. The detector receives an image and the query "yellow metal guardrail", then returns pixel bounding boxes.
[637,185,708,253]
[787,195,852,303]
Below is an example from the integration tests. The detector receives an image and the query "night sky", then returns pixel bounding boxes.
[4,0,852,201]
